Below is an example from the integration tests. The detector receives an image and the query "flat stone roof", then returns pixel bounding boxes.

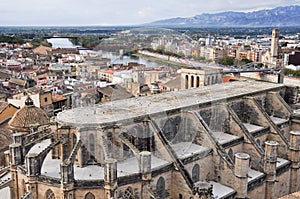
[270,116,289,125]
[27,139,51,155]
[243,123,265,133]
[276,158,290,168]
[41,149,169,180]
[57,81,284,127]
[248,168,264,183]
[212,132,240,144]
[209,181,236,198]
[171,142,211,159]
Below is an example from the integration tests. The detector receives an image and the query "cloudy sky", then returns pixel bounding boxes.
[1,0,300,26]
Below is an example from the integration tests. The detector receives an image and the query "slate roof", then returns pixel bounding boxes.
[97,85,132,101]
[0,127,13,150]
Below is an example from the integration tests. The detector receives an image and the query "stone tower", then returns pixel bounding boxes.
[270,29,279,59]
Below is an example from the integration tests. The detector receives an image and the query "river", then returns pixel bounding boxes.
[47,38,78,48]
[47,38,173,69]
[101,51,174,69]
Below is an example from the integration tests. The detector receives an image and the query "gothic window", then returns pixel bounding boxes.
[107,132,113,152]
[192,164,200,183]
[45,189,55,199]
[156,177,165,199]
[73,134,77,147]
[85,192,95,199]
[228,148,234,162]
[89,134,95,159]
[256,139,261,147]
[123,187,134,199]
[179,194,183,199]
[164,119,177,142]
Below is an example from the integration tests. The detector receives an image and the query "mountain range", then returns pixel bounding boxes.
[147,5,300,27]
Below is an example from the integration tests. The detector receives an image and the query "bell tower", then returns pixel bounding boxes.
[271,29,279,59]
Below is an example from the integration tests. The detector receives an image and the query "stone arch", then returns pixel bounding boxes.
[123,186,134,199]
[85,192,95,199]
[45,189,55,199]
[156,177,165,199]
[192,164,200,182]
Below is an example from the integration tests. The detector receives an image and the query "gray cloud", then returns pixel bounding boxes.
[1,0,300,26]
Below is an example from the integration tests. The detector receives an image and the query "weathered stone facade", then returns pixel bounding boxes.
[3,80,300,199]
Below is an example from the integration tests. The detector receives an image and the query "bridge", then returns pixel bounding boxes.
[94,45,134,50]
[43,36,78,39]
[221,62,282,74]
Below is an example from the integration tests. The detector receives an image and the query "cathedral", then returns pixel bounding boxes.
[1,80,300,199]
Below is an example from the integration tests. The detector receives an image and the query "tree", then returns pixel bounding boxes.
[217,56,235,66]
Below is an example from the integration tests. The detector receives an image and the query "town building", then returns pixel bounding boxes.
[180,67,222,89]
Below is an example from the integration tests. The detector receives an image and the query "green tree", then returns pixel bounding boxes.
[217,56,235,66]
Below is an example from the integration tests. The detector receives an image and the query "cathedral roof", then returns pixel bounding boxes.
[8,96,50,131]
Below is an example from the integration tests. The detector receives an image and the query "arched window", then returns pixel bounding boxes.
[45,189,55,199]
[156,177,165,199]
[89,134,95,159]
[228,148,234,162]
[191,75,195,87]
[73,134,77,147]
[123,187,134,199]
[185,75,189,89]
[196,76,200,87]
[192,164,200,182]
[179,194,183,199]
[85,192,95,199]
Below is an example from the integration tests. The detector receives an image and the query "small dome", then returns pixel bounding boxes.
[25,96,34,106]
[9,96,50,131]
